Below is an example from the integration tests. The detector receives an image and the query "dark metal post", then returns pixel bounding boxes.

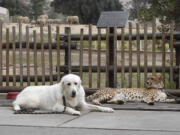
[97,11,129,88]
[64,27,71,74]
[109,27,115,87]
[174,1,180,89]
[174,29,180,88]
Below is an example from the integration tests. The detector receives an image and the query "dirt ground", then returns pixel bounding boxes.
[2,22,152,37]
[2,23,99,35]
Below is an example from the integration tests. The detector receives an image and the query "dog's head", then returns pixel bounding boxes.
[145,75,164,89]
[60,74,82,98]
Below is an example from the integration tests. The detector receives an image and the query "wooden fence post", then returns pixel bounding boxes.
[106,28,110,87]
[19,21,23,86]
[48,25,53,85]
[97,28,101,88]
[0,22,2,86]
[79,29,84,81]
[26,26,30,86]
[12,26,16,86]
[88,24,92,88]
[64,27,71,74]
[6,28,9,86]
[128,22,132,88]
[56,26,61,82]
[40,23,45,85]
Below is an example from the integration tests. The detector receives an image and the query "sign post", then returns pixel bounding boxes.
[97,11,129,87]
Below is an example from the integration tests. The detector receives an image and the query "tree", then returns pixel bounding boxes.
[51,0,123,24]
[142,0,178,23]
[0,0,30,16]
[30,0,46,19]
[129,0,149,20]
[130,0,180,25]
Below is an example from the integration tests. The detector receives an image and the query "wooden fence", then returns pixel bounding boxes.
[0,21,180,94]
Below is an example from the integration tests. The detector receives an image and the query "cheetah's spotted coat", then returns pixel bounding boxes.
[86,75,176,105]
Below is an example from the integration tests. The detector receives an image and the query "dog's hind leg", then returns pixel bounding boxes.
[13,97,40,111]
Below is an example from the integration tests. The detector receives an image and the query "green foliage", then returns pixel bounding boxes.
[130,0,180,25]
[30,0,46,19]
[0,0,30,16]
[129,0,149,20]
[55,13,67,23]
[51,0,123,24]
[141,0,177,24]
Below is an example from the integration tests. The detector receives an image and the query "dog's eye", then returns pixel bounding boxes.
[67,83,71,86]
[74,82,77,85]
[151,77,154,80]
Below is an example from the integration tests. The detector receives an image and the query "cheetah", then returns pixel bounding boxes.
[86,75,176,105]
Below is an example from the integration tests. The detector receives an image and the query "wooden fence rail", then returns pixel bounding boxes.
[0,21,180,94]
[59,32,180,41]
[1,42,77,49]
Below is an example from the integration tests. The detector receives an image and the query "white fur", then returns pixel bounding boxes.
[13,74,114,115]
[154,91,167,102]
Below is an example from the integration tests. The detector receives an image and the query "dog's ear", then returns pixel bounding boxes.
[80,79,82,85]
[60,80,65,90]
[78,79,82,88]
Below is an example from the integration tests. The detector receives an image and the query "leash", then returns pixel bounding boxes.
[14,95,67,114]
[62,95,66,113]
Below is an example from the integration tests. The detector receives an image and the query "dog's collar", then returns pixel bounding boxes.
[62,95,66,113]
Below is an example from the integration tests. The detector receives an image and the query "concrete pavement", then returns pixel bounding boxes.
[1,94,180,135]
[0,106,180,135]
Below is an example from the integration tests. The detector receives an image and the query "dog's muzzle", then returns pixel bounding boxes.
[71,91,76,98]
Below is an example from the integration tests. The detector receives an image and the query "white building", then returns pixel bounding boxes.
[0,7,9,22]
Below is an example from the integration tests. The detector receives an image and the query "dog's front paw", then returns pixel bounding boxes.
[72,110,81,116]
[102,107,114,113]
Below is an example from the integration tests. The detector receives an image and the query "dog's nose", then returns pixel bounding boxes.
[71,91,76,98]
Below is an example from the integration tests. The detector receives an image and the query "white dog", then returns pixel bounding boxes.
[13,74,114,115]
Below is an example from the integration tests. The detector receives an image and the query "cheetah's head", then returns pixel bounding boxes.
[145,75,164,89]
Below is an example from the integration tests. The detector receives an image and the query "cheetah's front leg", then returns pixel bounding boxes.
[143,96,154,105]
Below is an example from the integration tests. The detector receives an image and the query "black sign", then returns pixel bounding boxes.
[97,11,129,28]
